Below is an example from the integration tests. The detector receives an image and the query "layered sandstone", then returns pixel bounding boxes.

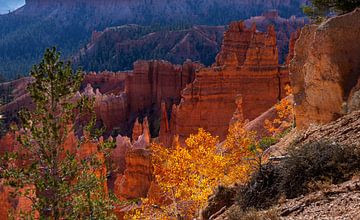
[80,84,129,135]
[116,148,152,199]
[244,11,306,64]
[164,22,290,140]
[80,60,200,137]
[0,59,200,139]
[127,60,202,113]
[290,9,360,129]
[82,71,128,95]
[112,120,152,217]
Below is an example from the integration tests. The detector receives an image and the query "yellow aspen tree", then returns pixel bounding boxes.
[129,123,259,219]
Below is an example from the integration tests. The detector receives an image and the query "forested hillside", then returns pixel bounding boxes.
[0,0,308,79]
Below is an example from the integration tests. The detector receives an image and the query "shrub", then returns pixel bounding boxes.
[236,164,281,211]
[280,141,360,198]
[258,136,278,151]
[202,186,236,219]
[235,141,360,213]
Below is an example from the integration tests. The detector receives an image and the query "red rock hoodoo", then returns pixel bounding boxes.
[75,60,201,136]
[162,21,290,141]
[127,60,202,113]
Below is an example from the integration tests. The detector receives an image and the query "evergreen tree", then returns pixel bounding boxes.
[304,0,360,21]
[0,48,116,219]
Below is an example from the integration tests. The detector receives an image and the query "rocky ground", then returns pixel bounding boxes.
[278,176,360,219]
[214,176,360,220]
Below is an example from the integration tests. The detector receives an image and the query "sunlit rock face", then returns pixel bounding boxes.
[111,120,153,218]
[163,22,290,141]
[290,9,360,129]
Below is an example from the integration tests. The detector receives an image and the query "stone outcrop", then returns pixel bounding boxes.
[286,28,301,65]
[82,71,128,95]
[76,13,306,75]
[294,110,360,148]
[112,120,152,217]
[0,184,35,220]
[132,118,143,142]
[127,60,201,113]
[0,132,18,156]
[107,118,152,199]
[80,60,200,137]
[0,59,200,139]
[116,148,152,199]
[0,129,109,218]
[94,91,128,135]
[278,176,360,219]
[111,135,131,175]
[0,184,13,219]
[244,12,307,64]
[79,83,129,135]
[290,9,360,129]
[164,22,290,140]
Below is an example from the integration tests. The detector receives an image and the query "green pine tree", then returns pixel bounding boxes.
[303,0,360,21]
[0,48,116,219]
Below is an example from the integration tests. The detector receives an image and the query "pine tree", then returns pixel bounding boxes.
[303,0,360,21]
[1,48,116,219]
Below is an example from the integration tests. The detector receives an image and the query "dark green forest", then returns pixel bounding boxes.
[0,0,308,80]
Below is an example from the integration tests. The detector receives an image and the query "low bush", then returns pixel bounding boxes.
[280,141,360,198]
[236,164,281,210]
[235,141,360,212]
[202,186,236,219]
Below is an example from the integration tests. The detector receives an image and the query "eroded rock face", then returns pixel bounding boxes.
[0,184,13,219]
[132,118,143,142]
[0,132,17,156]
[165,22,290,140]
[290,9,360,129]
[286,28,301,65]
[116,148,152,200]
[82,71,128,95]
[112,119,152,199]
[79,83,129,135]
[80,60,200,137]
[1,59,199,138]
[127,60,202,113]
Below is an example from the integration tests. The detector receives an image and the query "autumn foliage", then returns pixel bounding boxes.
[127,122,260,219]
[264,85,294,136]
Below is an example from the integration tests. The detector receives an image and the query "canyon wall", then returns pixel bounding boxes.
[83,71,128,95]
[127,60,202,113]
[290,9,360,129]
[0,59,200,138]
[82,60,200,136]
[162,22,290,141]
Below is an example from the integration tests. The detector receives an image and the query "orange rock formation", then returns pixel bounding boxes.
[162,22,290,141]
[290,9,360,129]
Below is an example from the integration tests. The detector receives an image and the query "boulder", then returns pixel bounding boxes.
[290,9,360,129]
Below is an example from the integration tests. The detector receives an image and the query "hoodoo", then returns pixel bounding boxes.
[162,22,291,141]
